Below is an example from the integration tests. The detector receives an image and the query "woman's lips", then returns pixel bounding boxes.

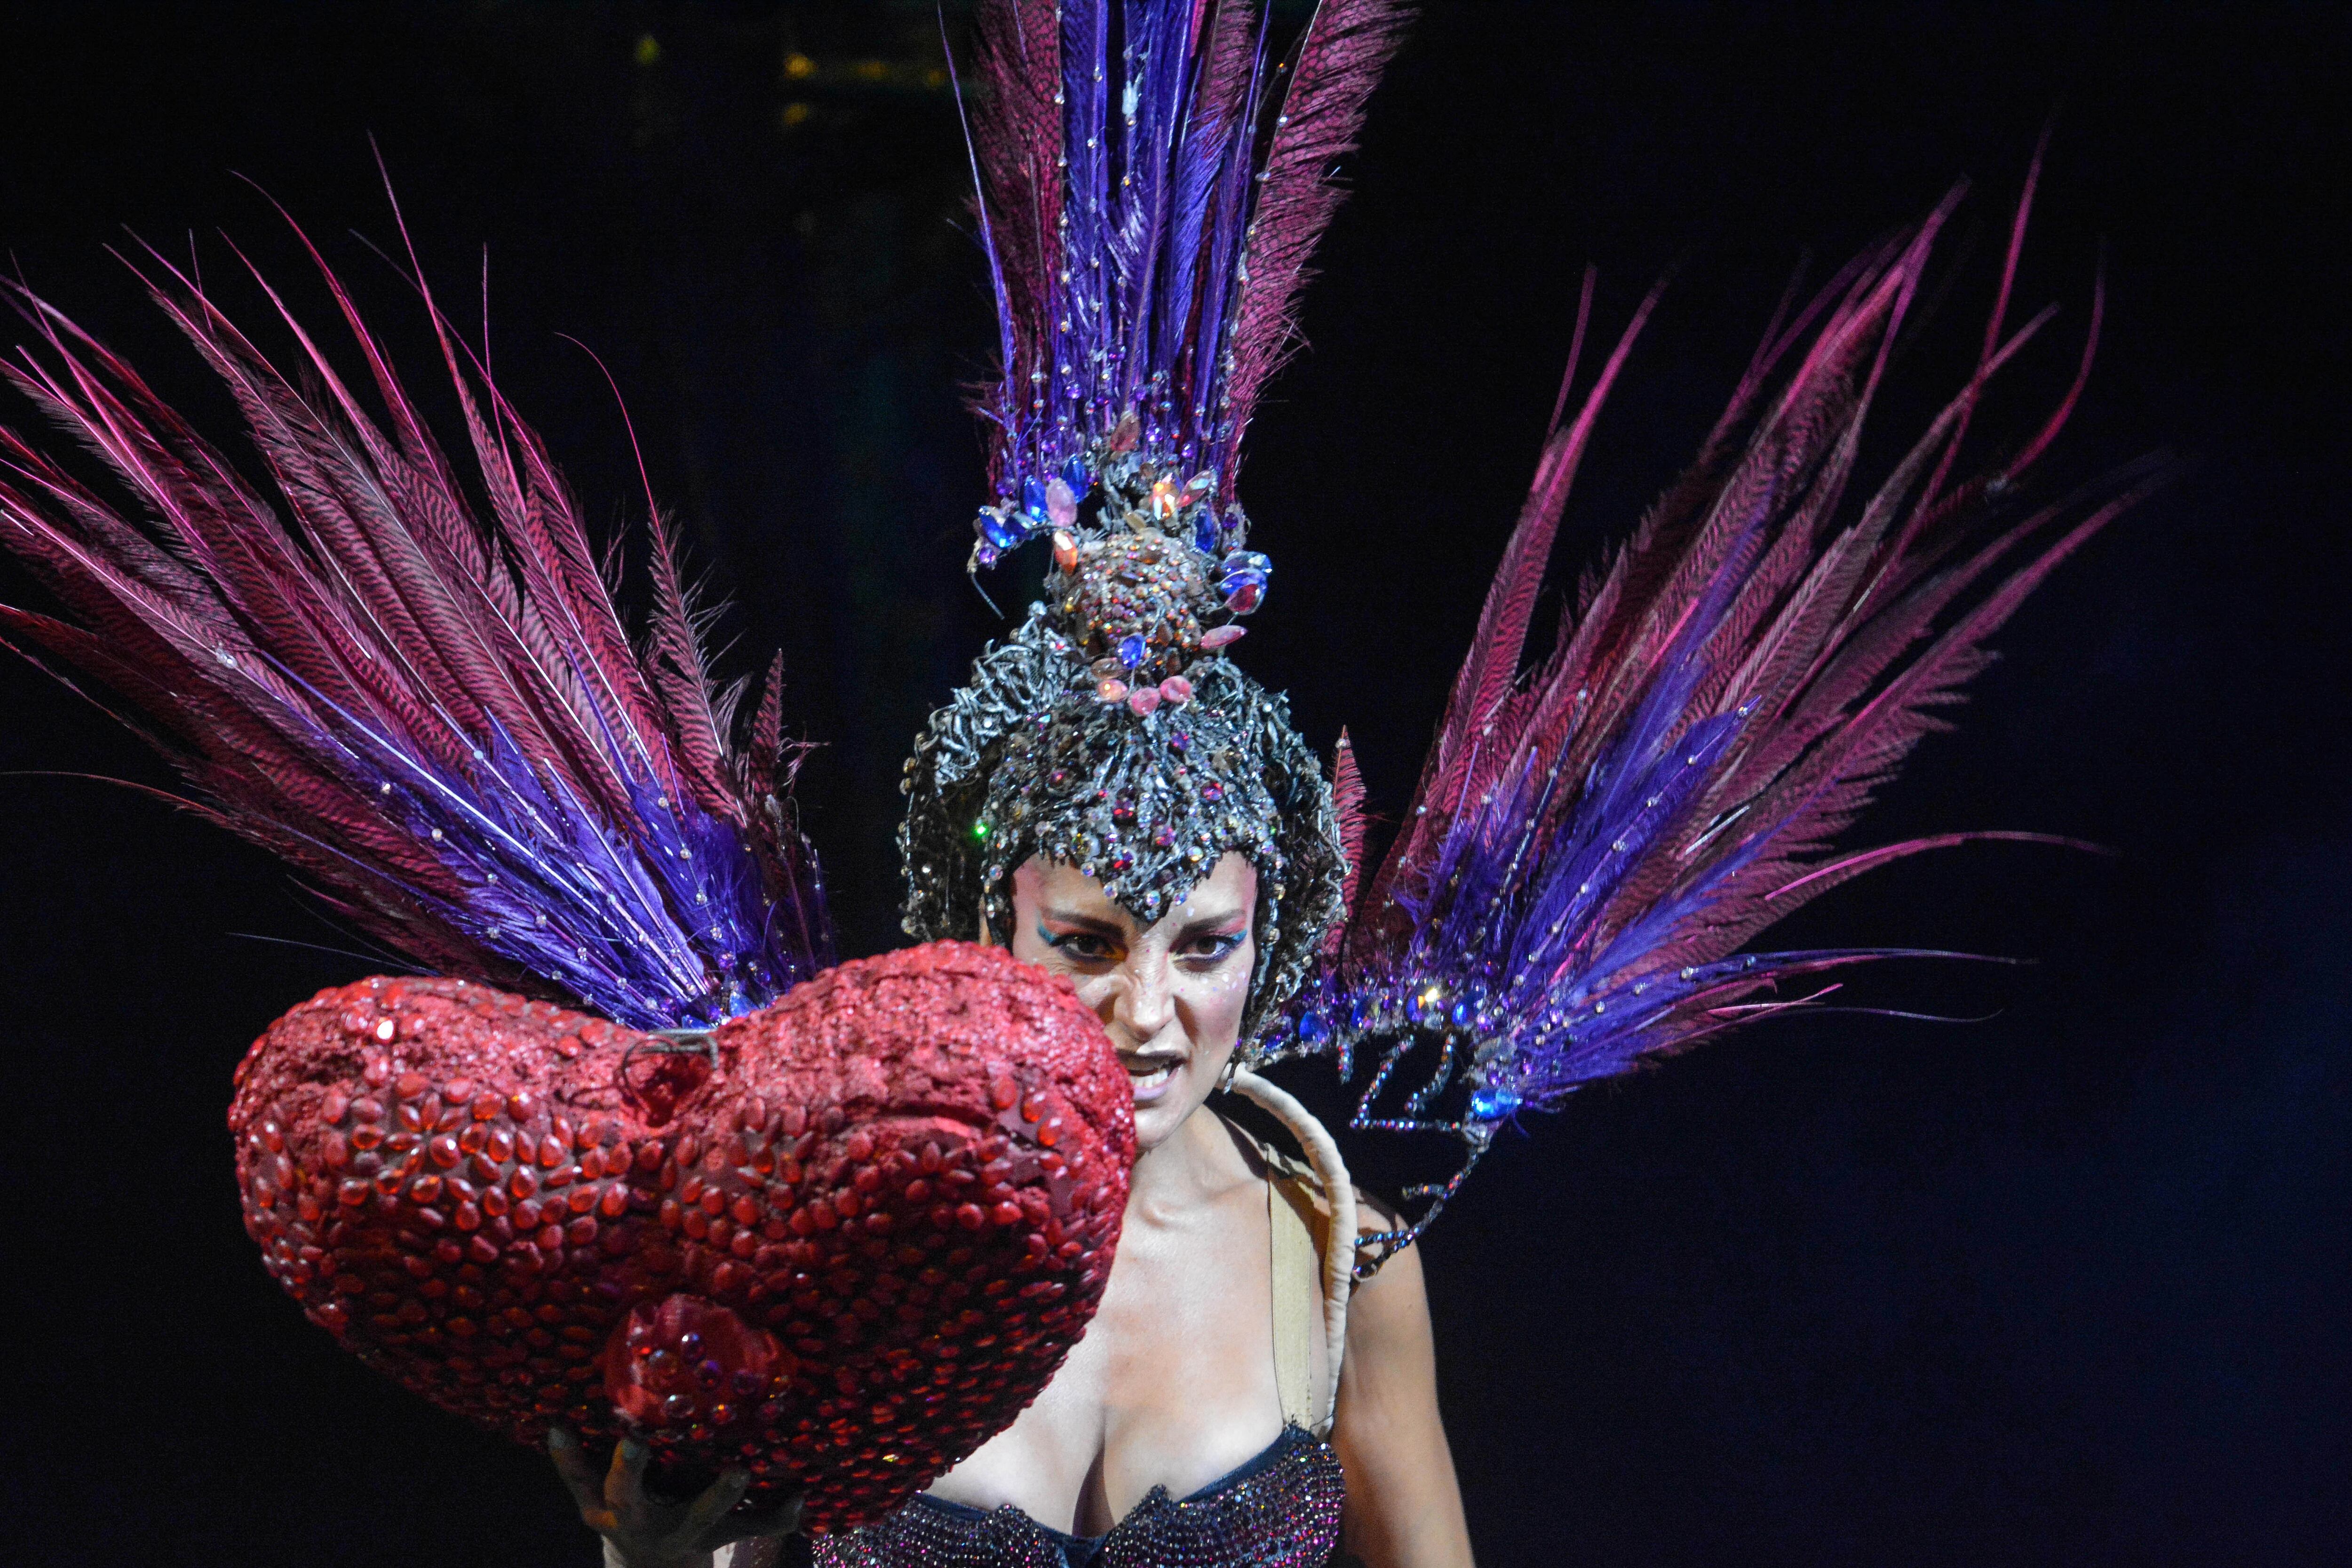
[1123,1056,1180,1105]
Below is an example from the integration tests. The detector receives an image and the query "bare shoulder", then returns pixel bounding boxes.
[1343,1190,1431,1337]
[1351,1185,1403,1236]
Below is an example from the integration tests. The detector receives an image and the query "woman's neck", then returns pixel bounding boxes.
[1125,1096,1246,1222]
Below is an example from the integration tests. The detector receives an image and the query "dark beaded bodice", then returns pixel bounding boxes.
[808,1423,1345,1568]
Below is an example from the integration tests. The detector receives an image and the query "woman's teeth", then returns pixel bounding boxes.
[1125,1059,1177,1092]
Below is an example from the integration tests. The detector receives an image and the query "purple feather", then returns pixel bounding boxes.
[1274,173,2159,1268]
[0,203,834,1029]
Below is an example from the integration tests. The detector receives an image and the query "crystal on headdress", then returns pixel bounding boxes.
[1046,478,1079,529]
[977,506,1031,553]
[1217,550,1271,615]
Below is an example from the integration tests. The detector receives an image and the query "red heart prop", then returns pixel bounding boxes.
[226,942,1133,1533]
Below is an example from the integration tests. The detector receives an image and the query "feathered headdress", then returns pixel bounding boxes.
[901,0,1410,1035]
[0,209,833,1029]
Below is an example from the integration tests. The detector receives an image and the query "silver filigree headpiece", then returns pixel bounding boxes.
[898,439,1344,1048]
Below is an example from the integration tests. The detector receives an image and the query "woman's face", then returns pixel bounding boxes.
[1004,852,1257,1152]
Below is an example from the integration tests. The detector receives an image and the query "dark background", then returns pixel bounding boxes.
[1,2,2345,1563]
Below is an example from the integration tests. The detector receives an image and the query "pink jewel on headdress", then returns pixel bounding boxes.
[1158,676,1194,705]
[1046,479,1079,529]
[1095,677,1129,704]
[1127,685,1162,717]
[1200,625,1246,651]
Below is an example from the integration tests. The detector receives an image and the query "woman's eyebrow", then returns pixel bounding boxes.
[1038,908,1128,936]
[1173,910,1248,937]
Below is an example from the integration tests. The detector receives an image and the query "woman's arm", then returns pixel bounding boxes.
[1329,1216,1475,1568]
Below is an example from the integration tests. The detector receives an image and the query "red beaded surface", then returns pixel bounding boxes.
[226,942,1134,1533]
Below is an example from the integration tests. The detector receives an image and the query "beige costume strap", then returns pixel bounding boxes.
[1226,1067,1356,1435]
[1267,1159,1322,1431]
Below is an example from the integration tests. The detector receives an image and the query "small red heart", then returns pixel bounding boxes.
[227,941,1133,1533]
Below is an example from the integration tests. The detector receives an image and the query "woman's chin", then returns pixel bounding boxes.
[1127,1059,1192,1143]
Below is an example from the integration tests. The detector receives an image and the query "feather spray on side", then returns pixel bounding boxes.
[0,203,833,1029]
[1268,170,2161,1268]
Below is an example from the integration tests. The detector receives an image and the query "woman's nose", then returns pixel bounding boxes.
[1110,952,1176,1042]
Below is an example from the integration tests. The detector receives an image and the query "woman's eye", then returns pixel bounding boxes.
[1180,932,1244,963]
[1046,931,1115,962]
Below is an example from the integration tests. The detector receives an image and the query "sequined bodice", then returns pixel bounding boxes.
[808,1423,1345,1567]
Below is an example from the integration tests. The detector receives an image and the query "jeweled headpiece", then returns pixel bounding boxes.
[898,0,1408,1039]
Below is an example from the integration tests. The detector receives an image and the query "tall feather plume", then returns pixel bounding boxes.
[1218,0,1412,472]
[0,207,834,1029]
[959,0,1409,558]
[1271,175,2158,1266]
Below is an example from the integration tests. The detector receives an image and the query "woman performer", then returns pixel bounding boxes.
[557,858,1474,1568]
[549,0,2139,1560]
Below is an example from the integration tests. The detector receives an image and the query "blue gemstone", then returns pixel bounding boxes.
[1117,633,1147,668]
[978,509,1028,551]
[1469,1086,1521,1121]
[1217,550,1271,615]
[1450,995,1479,1027]
[1297,1010,1329,1044]
[1193,512,1220,555]
[1060,455,1091,493]
[1349,995,1375,1030]
[1022,476,1049,520]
